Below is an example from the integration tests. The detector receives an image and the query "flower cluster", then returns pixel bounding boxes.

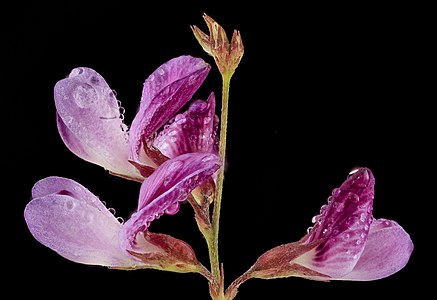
[24,14,413,300]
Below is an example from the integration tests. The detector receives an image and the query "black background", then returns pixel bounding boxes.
[5,1,431,298]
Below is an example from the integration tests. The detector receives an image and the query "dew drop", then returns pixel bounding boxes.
[322,228,328,234]
[355,239,362,245]
[157,68,165,76]
[65,199,75,210]
[331,188,341,197]
[348,167,360,177]
[163,177,171,186]
[335,202,345,212]
[343,233,350,240]
[108,207,116,215]
[311,215,317,223]
[165,202,180,215]
[201,154,216,162]
[360,232,366,239]
[347,192,360,202]
[69,68,84,77]
[73,84,97,108]
[306,226,313,234]
[116,217,124,224]
[168,160,183,173]
[360,213,367,222]
[346,216,357,228]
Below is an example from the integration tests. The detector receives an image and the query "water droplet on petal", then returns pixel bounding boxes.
[348,167,360,177]
[343,233,350,240]
[327,196,333,204]
[157,68,165,76]
[73,83,97,108]
[65,199,75,210]
[165,202,180,215]
[306,226,313,234]
[116,217,124,224]
[335,202,345,212]
[355,239,362,245]
[108,207,116,215]
[201,154,216,162]
[332,188,341,197]
[360,232,366,239]
[346,216,358,228]
[168,160,183,173]
[347,192,360,202]
[311,215,317,223]
[69,68,84,77]
[322,228,328,234]
[360,213,367,222]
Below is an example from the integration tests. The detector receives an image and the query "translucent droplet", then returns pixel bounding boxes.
[157,68,165,76]
[355,239,362,245]
[108,207,116,215]
[306,226,313,234]
[343,233,350,240]
[65,199,75,210]
[69,68,84,77]
[165,202,180,215]
[322,228,328,234]
[347,192,360,202]
[201,154,216,162]
[360,232,366,239]
[168,160,183,173]
[348,167,360,177]
[116,217,124,224]
[311,215,318,223]
[346,216,357,228]
[73,84,97,108]
[360,213,367,222]
[331,188,341,197]
[163,177,171,186]
[335,202,344,212]
[327,196,333,204]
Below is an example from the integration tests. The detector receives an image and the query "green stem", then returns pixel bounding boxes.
[209,72,232,292]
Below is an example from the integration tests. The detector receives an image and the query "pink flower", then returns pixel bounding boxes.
[248,168,413,281]
[24,153,220,271]
[55,55,216,181]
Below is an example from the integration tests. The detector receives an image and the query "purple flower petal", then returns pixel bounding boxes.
[296,168,375,278]
[340,218,414,281]
[120,152,221,252]
[54,67,141,180]
[153,92,219,158]
[25,177,149,267]
[129,56,211,165]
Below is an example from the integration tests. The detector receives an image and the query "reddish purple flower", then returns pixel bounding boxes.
[24,153,221,270]
[54,55,215,181]
[249,168,413,281]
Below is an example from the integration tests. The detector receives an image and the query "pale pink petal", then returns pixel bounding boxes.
[153,93,219,158]
[120,152,221,252]
[129,56,211,165]
[54,67,141,179]
[295,168,375,278]
[340,218,414,281]
[24,193,139,267]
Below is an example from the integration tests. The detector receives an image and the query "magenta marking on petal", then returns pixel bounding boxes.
[129,56,211,164]
[153,92,218,158]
